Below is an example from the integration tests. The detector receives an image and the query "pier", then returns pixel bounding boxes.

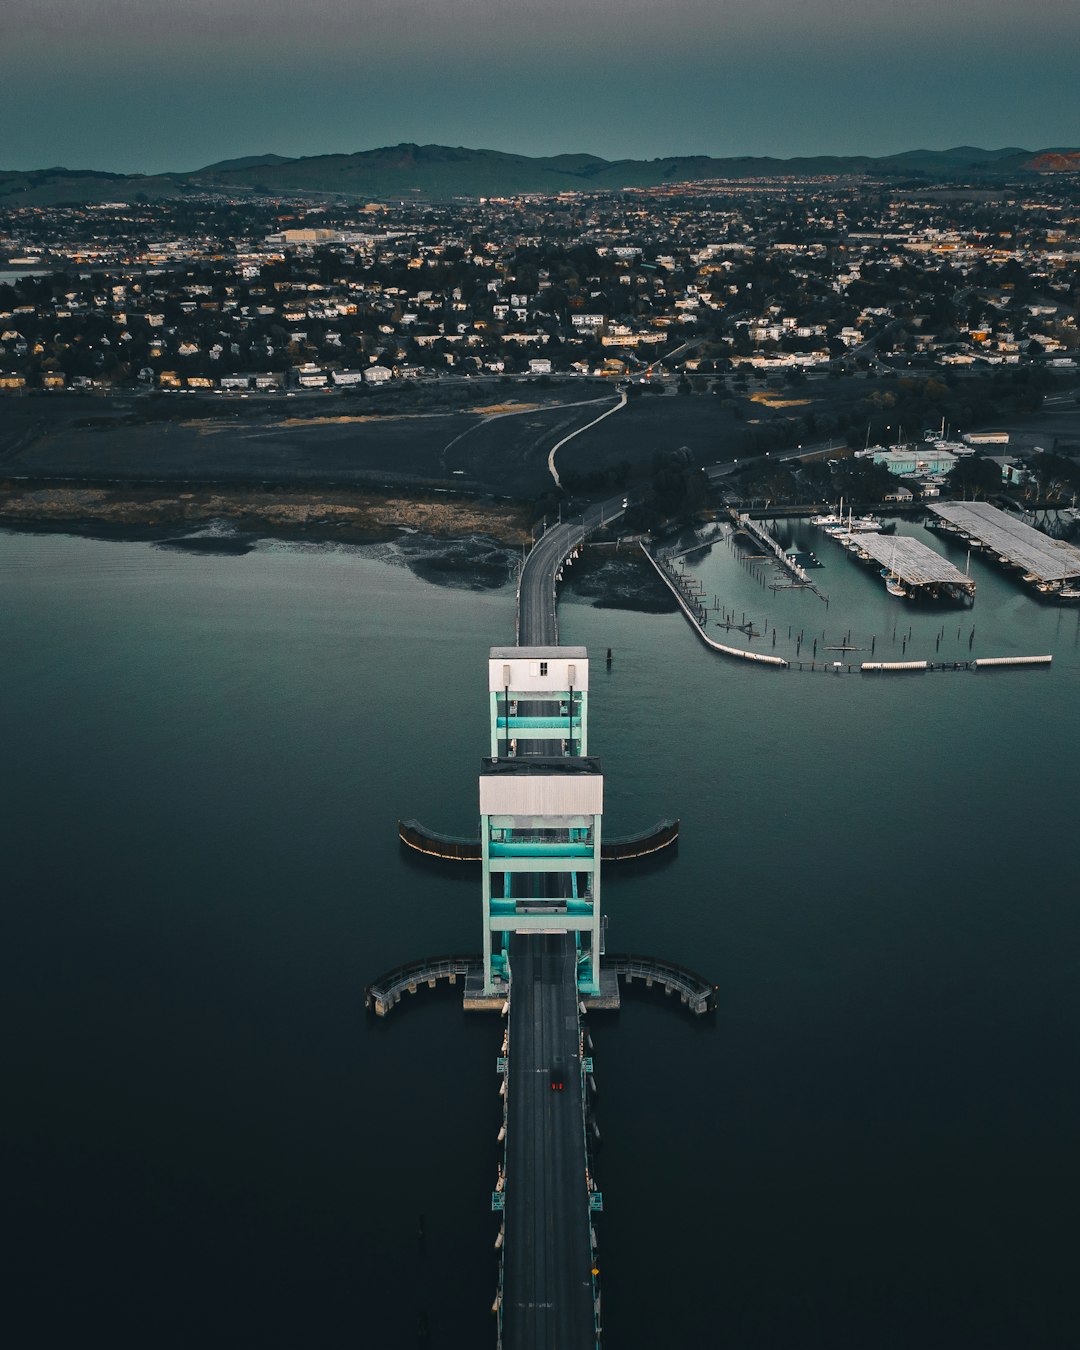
[606,954,717,1015]
[642,542,789,667]
[365,955,477,1016]
[836,531,975,601]
[732,510,827,598]
[928,501,1080,596]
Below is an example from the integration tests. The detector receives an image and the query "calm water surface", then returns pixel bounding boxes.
[3,526,1078,1348]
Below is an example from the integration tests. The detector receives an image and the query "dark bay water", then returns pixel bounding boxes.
[3,526,1079,1348]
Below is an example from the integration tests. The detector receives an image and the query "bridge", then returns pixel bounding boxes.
[368,493,716,1347]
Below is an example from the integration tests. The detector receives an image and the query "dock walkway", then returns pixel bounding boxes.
[733,511,826,598]
[642,543,788,667]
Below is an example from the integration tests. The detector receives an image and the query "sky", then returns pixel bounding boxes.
[2,0,1079,172]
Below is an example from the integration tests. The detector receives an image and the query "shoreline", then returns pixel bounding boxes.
[0,481,533,549]
[0,480,680,612]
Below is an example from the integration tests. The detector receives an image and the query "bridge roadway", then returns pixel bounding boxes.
[517,500,624,647]
[501,495,626,1349]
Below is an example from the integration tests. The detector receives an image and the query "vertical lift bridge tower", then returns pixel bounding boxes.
[482,647,601,999]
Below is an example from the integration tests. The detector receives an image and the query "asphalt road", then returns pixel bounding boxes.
[502,933,595,1350]
[518,499,627,646]
[500,499,627,1347]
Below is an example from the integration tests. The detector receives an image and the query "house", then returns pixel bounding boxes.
[364,365,393,384]
[295,363,327,388]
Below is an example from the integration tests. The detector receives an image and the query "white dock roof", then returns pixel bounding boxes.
[846,532,974,588]
[929,502,1080,583]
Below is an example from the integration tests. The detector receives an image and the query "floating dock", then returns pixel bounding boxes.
[839,531,975,600]
[861,654,1051,673]
[928,501,1080,592]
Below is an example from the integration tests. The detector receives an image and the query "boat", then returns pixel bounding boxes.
[818,514,882,535]
[810,497,844,529]
[811,497,882,535]
[882,544,907,599]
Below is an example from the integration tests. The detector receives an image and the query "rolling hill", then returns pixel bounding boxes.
[1,142,1077,205]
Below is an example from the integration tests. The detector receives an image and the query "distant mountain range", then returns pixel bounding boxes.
[2,143,1078,206]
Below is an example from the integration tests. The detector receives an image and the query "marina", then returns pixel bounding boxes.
[836,531,976,602]
[651,514,1068,672]
[928,501,1080,595]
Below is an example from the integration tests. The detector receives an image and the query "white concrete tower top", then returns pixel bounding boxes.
[488,646,589,693]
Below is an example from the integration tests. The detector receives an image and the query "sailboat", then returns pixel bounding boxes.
[882,542,907,598]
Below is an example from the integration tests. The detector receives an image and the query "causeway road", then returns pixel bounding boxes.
[518,497,628,646]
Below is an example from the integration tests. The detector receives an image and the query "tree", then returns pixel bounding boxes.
[946,454,1002,499]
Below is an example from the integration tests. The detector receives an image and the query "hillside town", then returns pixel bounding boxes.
[2,178,1080,514]
[2,179,1078,393]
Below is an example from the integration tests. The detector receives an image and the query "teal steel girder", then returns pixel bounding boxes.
[487,856,598,873]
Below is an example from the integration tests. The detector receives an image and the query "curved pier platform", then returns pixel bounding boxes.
[364,955,480,1016]
[607,953,718,1015]
[398,816,680,862]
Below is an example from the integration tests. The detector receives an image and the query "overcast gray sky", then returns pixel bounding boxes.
[3,0,1078,171]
